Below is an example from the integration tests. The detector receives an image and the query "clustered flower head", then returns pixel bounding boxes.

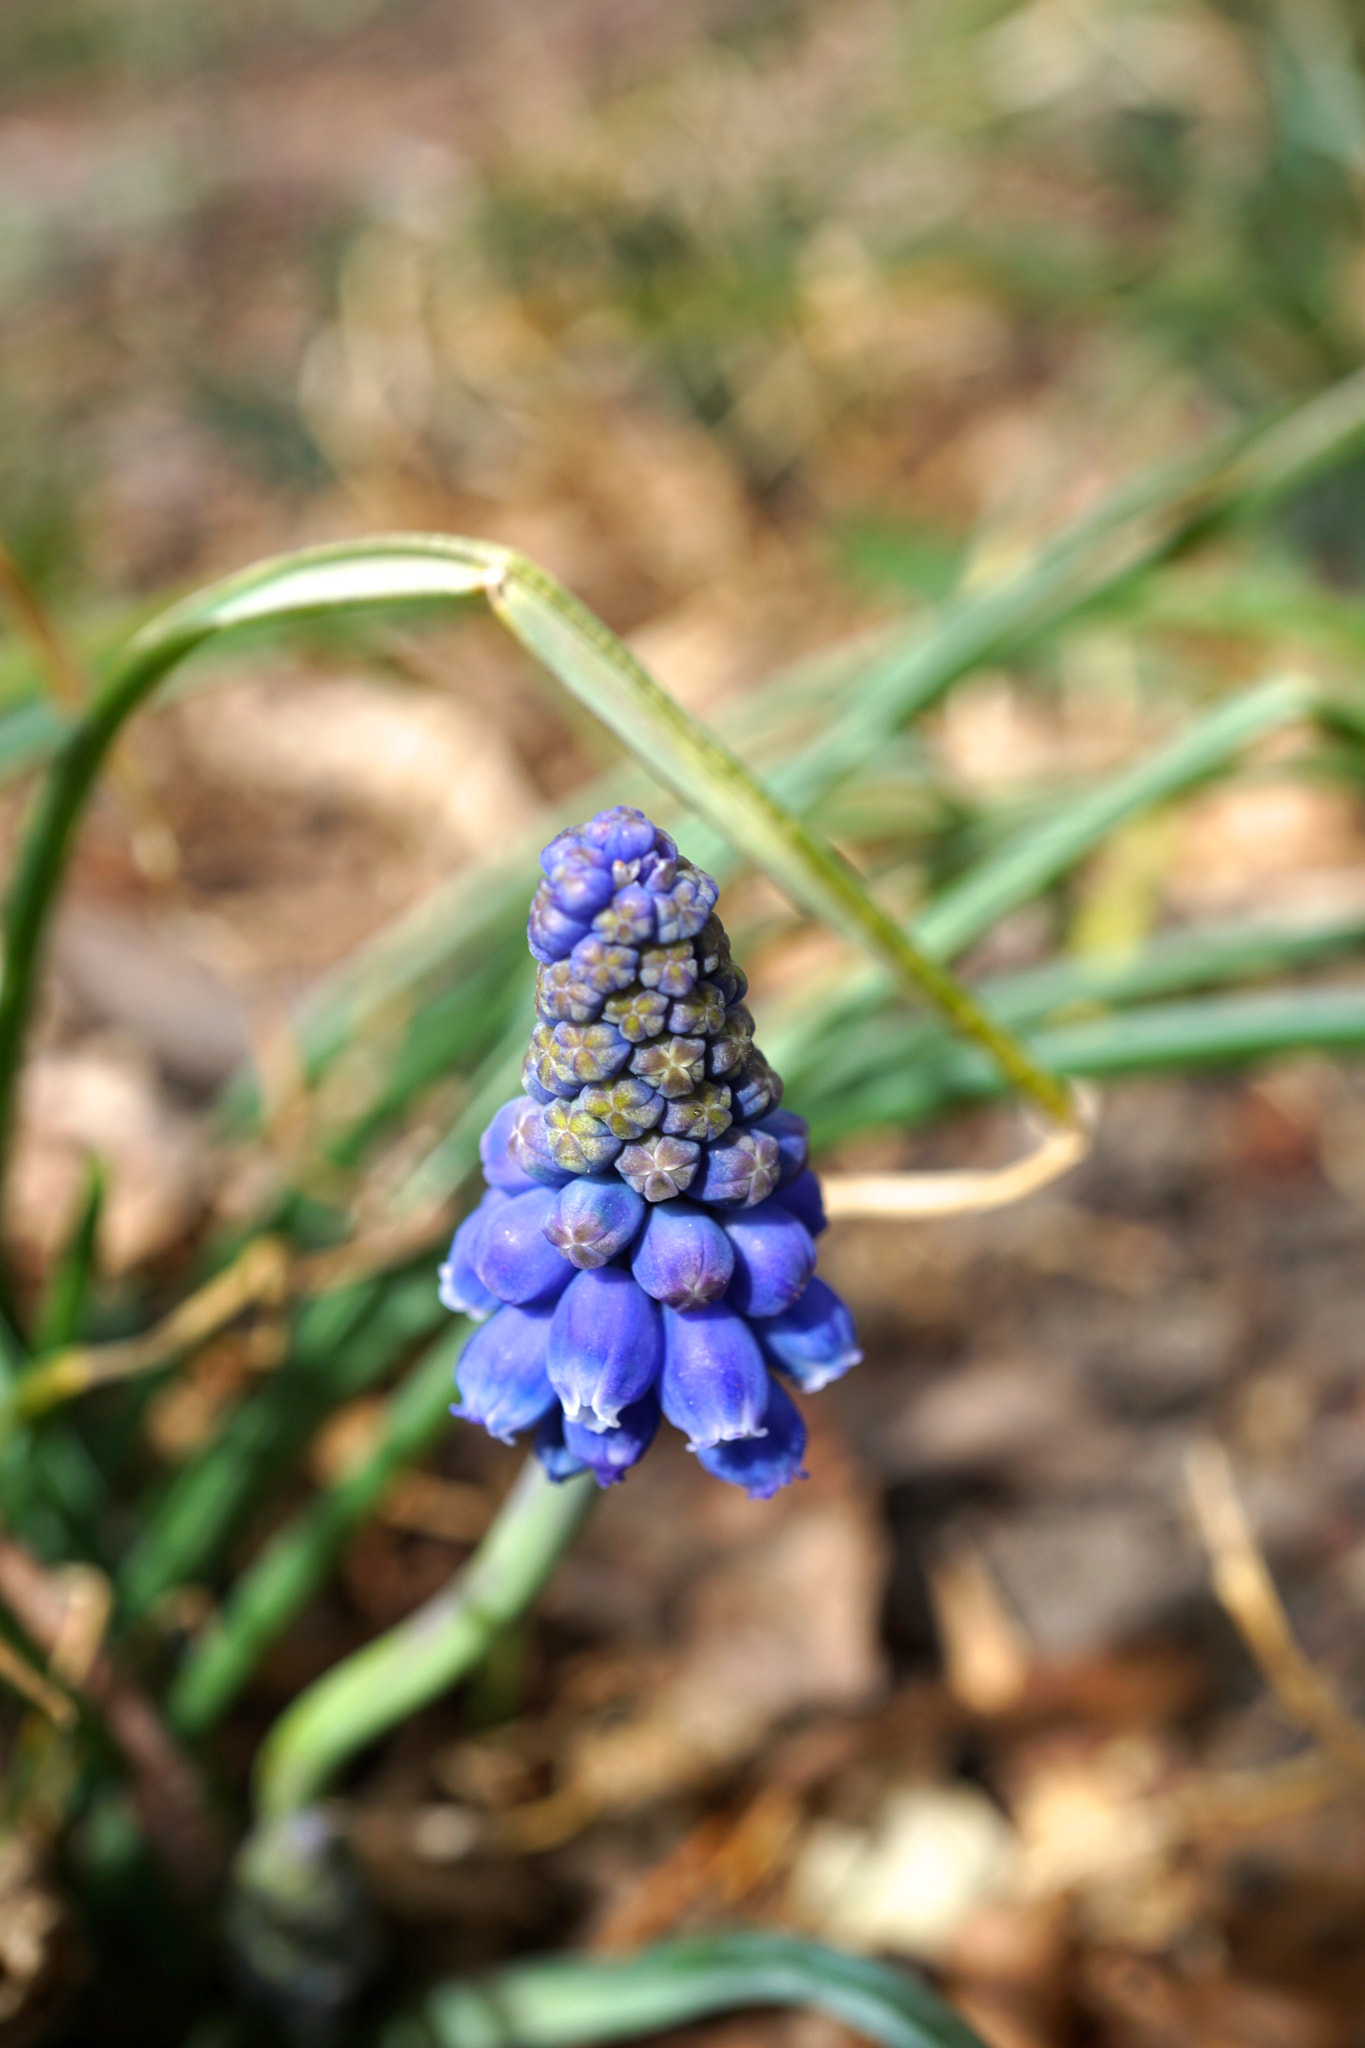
[439,805,861,1497]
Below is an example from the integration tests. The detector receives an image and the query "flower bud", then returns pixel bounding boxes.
[757,1277,862,1391]
[631,1198,735,1309]
[772,1166,826,1236]
[577,1076,663,1140]
[507,1099,575,1187]
[539,837,615,919]
[451,1304,556,1444]
[667,979,725,1038]
[731,1047,782,1121]
[563,1390,661,1487]
[523,1024,577,1101]
[527,881,591,964]
[662,1082,732,1144]
[568,934,638,996]
[471,1187,576,1306]
[696,1376,807,1498]
[660,1302,769,1447]
[722,1198,815,1318]
[707,1005,754,1079]
[535,959,602,1026]
[543,1097,625,1174]
[604,986,669,1043]
[652,863,717,944]
[547,1267,664,1432]
[751,1108,808,1185]
[480,1098,542,1193]
[630,1034,706,1098]
[581,804,658,864]
[710,959,747,1005]
[638,941,697,997]
[691,1126,780,1207]
[616,1131,700,1201]
[694,914,726,975]
[437,1196,503,1319]
[593,883,655,946]
[545,1175,646,1269]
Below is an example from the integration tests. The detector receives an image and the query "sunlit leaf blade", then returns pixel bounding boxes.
[410,1932,989,2048]
[0,537,1071,1284]
[804,984,1365,1144]
[914,674,1315,960]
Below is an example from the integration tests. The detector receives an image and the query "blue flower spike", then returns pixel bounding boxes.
[441,805,860,1499]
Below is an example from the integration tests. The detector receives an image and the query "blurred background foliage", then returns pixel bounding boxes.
[6,3,1365,2046]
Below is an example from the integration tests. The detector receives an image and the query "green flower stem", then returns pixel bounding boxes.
[168,1321,469,1738]
[395,1931,988,2048]
[253,1458,595,1819]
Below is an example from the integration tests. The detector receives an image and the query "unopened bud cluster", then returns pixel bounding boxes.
[440,807,860,1497]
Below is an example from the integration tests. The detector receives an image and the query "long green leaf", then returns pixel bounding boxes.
[914,674,1315,959]
[0,534,1070,1305]
[403,1932,988,2048]
[805,983,1365,1143]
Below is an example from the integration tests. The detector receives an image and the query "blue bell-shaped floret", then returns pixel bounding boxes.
[562,1390,661,1487]
[630,1198,734,1309]
[437,1193,504,1319]
[772,1167,826,1238]
[659,1301,769,1448]
[471,1187,576,1307]
[544,1175,646,1270]
[547,1266,663,1432]
[696,1376,807,1498]
[757,1276,862,1392]
[722,1198,816,1318]
[452,1305,557,1444]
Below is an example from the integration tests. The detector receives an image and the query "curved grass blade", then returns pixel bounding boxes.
[0,535,1071,1306]
[785,901,1365,1117]
[805,983,1365,1144]
[913,674,1316,960]
[402,1931,987,2048]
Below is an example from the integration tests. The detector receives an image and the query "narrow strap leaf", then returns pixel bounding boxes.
[406,1931,989,2048]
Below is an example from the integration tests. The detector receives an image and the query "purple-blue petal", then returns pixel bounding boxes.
[691,1126,781,1208]
[472,1187,576,1306]
[507,1100,576,1188]
[659,1302,769,1448]
[695,1376,807,1498]
[451,1305,557,1444]
[751,1108,809,1186]
[547,1266,663,1431]
[563,1389,661,1487]
[774,1167,827,1237]
[631,1199,735,1309]
[544,1176,646,1269]
[756,1277,862,1391]
[533,1406,587,1483]
[722,1199,816,1318]
[527,881,592,964]
[437,1196,504,1320]
[580,805,659,864]
[480,1099,541,1194]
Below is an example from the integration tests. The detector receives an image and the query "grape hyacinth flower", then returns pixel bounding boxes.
[439,806,862,1499]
